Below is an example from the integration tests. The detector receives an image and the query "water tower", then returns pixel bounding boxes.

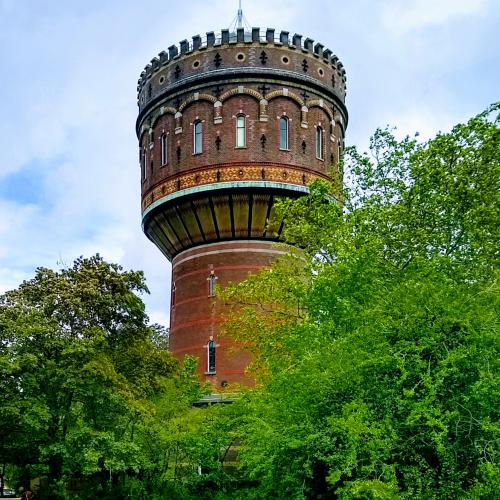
[136,15,347,386]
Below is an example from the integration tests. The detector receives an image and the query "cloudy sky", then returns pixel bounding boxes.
[0,0,498,325]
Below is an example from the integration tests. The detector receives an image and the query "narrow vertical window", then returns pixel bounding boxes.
[161,134,168,165]
[171,283,176,309]
[141,148,146,181]
[150,160,154,176]
[207,339,216,373]
[279,117,289,150]
[316,126,324,160]
[208,271,217,297]
[193,121,202,154]
[236,115,246,147]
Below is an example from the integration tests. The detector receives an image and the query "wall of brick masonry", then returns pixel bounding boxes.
[141,93,341,196]
[171,240,288,386]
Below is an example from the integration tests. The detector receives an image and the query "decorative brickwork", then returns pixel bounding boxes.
[142,163,328,212]
[170,241,288,384]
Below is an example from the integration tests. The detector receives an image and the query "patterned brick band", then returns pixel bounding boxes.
[142,163,329,212]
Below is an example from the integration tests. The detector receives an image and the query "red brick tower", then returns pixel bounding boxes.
[136,27,347,386]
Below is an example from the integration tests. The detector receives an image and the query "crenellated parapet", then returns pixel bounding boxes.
[137,27,347,115]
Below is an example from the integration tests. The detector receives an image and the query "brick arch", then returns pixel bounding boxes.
[333,110,343,123]
[266,89,305,108]
[306,99,334,122]
[151,106,176,128]
[179,93,218,112]
[219,87,263,103]
[333,110,345,135]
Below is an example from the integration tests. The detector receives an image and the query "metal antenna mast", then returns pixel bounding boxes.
[237,0,243,28]
[229,0,251,31]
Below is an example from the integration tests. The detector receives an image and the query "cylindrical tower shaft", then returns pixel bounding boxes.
[171,240,288,383]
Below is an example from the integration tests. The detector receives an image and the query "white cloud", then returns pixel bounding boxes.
[381,106,458,142]
[382,0,489,35]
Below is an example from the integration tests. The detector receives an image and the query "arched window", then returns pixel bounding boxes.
[208,271,217,297]
[193,121,202,154]
[236,115,246,148]
[279,116,289,150]
[161,134,168,165]
[316,126,324,160]
[207,339,216,373]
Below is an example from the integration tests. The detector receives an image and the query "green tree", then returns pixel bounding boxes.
[0,255,182,498]
[221,104,499,498]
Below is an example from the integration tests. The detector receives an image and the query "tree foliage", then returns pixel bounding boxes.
[0,256,196,498]
[220,104,499,498]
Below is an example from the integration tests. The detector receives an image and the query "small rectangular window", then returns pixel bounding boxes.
[207,339,216,373]
[316,126,324,160]
[236,115,246,147]
[140,148,145,181]
[208,272,217,297]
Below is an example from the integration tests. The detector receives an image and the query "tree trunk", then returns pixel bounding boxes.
[48,455,64,497]
[0,462,4,497]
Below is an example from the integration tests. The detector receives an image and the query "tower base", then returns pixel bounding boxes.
[170,240,288,386]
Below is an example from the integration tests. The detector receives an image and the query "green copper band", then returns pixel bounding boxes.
[142,181,309,225]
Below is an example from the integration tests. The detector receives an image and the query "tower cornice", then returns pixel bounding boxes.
[137,28,347,111]
[136,67,348,136]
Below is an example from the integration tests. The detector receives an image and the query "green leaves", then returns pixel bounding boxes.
[218,104,500,498]
[2,103,498,498]
[0,255,183,498]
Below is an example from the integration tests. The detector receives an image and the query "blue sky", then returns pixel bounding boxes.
[0,0,498,325]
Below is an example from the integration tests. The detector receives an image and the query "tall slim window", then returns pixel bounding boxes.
[171,283,176,309]
[207,339,216,373]
[236,115,246,147]
[193,121,202,154]
[141,148,146,181]
[280,117,289,150]
[208,271,217,297]
[316,126,324,160]
[161,134,168,165]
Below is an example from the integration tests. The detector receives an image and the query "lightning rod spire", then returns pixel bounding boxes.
[229,0,251,31]
[237,0,243,28]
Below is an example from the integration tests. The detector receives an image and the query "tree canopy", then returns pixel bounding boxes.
[0,256,193,498]
[220,103,499,499]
